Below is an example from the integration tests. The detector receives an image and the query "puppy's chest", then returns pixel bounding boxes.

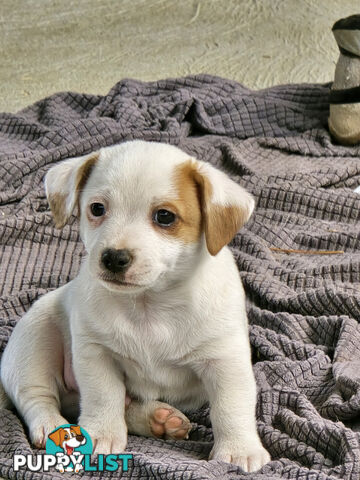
[90,296,208,406]
[108,312,201,403]
[100,301,198,363]
[110,325,203,406]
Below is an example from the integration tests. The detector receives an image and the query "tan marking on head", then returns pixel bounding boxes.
[75,154,99,196]
[75,153,99,219]
[48,193,68,229]
[151,161,202,244]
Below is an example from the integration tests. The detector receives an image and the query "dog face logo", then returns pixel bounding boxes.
[48,425,86,455]
[46,424,92,473]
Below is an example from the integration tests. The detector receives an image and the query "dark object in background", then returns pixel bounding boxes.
[329,14,360,145]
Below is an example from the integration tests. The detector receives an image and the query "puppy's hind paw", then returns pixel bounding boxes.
[150,403,192,440]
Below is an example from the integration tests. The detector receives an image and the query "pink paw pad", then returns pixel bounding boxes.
[150,406,191,440]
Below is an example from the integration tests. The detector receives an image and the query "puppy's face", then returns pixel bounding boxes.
[45,141,254,293]
[79,146,204,292]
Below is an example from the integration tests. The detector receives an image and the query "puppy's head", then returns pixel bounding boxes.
[45,141,254,293]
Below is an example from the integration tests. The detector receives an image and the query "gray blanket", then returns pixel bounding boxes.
[1,75,360,480]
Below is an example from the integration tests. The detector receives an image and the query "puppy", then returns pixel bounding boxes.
[1,141,270,472]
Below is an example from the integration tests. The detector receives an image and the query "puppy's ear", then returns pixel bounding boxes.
[45,152,99,228]
[48,428,62,446]
[191,161,255,256]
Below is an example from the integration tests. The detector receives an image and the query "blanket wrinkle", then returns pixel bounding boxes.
[1,74,360,479]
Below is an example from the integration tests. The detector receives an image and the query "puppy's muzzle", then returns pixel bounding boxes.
[101,248,133,273]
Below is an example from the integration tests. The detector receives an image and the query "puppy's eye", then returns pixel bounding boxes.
[90,202,106,217]
[64,434,69,439]
[154,209,176,226]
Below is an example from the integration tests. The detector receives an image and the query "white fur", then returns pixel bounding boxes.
[1,141,270,472]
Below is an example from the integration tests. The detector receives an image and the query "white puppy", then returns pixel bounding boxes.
[1,140,270,472]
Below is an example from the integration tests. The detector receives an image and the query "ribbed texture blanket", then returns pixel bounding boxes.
[1,75,360,479]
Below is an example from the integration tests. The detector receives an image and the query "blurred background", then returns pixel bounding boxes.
[1,0,359,112]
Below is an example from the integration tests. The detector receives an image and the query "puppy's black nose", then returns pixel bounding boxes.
[76,434,84,442]
[101,248,133,273]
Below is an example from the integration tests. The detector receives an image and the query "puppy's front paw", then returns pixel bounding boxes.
[210,441,270,472]
[29,414,68,448]
[82,422,127,455]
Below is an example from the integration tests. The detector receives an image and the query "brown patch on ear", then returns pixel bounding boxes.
[191,165,249,256]
[48,193,68,229]
[203,204,247,256]
[75,153,99,217]
[48,153,99,229]
[48,428,63,446]
[153,162,202,244]
[75,153,99,194]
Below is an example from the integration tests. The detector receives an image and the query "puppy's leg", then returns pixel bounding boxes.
[72,341,128,455]
[1,288,68,447]
[125,400,192,440]
[193,339,270,472]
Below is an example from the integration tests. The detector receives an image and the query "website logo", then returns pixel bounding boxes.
[46,424,92,473]
[13,424,132,474]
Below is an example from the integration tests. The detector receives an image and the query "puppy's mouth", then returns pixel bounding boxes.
[99,274,143,289]
[106,279,141,287]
